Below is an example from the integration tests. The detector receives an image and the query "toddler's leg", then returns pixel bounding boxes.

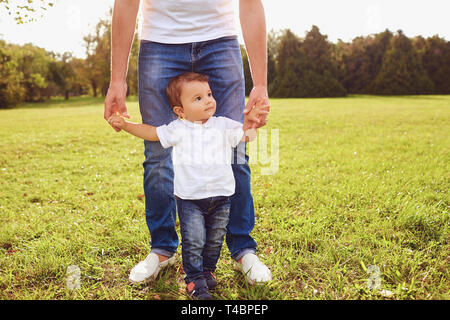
[202,197,231,273]
[176,198,207,283]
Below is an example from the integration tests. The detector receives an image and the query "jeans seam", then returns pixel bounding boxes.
[190,43,195,71]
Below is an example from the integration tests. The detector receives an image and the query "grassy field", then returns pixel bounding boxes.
[0,95,448,300]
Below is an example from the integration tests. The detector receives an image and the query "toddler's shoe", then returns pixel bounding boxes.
[234,253,272,285]
[186,277,214,300]
[129,252,175,283]
[203,271,217,290]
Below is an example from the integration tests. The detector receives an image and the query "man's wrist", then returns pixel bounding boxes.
[251,85,269,97]
[110,79,127,86]
[252,83,267,89]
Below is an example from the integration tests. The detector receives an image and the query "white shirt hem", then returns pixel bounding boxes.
[174,191,235,200]
[139,31,238,44]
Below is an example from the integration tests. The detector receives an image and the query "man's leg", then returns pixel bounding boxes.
[142,141,178,258]
[130,40,191,282]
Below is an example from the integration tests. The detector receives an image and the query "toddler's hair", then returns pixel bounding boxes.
[166,72,209,108]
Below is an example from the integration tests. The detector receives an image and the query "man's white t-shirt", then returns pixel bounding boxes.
[140,0,238,44]
[156,116,244,200]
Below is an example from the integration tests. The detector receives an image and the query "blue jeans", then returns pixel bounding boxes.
[176,196,230,283]
[138,35,257,261]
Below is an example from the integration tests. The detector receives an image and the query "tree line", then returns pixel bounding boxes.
[1,20,449,108]
[243,26,449,98]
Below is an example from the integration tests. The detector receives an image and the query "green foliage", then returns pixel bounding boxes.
[1,17,449,108]
[0,0,55,24]
[335,29,449,95]
[371,31,434,95]
[82,9,140,97]
[336,30,393,93]
[415,35,450,94]
[0,41,91,108]
[269,27,346,98]
[267,30,279,86]
[0,41,53,105]
[0,42,25,108]
[47,53,78,100]
[240,30,278,96]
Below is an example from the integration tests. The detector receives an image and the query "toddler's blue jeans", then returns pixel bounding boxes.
[176,196,230,283]
[138,35,257,261]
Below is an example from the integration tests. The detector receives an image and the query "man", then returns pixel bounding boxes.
[104,0,271,285]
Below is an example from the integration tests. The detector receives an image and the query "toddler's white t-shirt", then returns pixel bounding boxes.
[140,0,238,44]
[156,116,244,200]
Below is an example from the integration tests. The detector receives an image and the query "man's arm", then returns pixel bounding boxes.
[104,0,140,131]
[239,0,270,128]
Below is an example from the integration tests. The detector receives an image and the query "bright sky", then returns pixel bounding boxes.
[0,0,449,58]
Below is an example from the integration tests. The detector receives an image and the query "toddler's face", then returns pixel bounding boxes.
[177,81,216,123]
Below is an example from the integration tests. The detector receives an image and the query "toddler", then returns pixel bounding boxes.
[108,72,267,299]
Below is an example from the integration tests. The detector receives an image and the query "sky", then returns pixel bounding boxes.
[0,0,449,59]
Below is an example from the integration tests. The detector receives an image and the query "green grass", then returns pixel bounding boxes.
[0,95,448,300]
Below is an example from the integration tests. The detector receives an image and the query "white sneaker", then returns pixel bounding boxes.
[234,253,272,285]
[129,252,175,283]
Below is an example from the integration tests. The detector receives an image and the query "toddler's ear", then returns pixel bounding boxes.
[173,106,184,119]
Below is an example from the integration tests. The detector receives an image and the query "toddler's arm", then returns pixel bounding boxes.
[108,114,159,141]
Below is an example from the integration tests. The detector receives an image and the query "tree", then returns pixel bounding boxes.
[47,52,77,100]
[16,43,54,102]
[416,35,450,94]
[0,41,25,108]
[335,30,393,94]
[367,30,393,89]
[68,57,91,97]
[268,29,303,97]
[267,29,279,88]
[127,33,140,97]
[82,8,140,97]
[371,30,434,95]
[83,18,110,97]
[240,30,278,97]
[270,27,346,98]
[0,41,60,107]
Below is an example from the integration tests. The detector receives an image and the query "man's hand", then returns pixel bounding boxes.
[104,81,130,132]
[105,0,140,132]
[243,86,270,129]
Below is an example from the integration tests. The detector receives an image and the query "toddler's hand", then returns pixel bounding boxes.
[107,113,127,130]
[243,104,270,131]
